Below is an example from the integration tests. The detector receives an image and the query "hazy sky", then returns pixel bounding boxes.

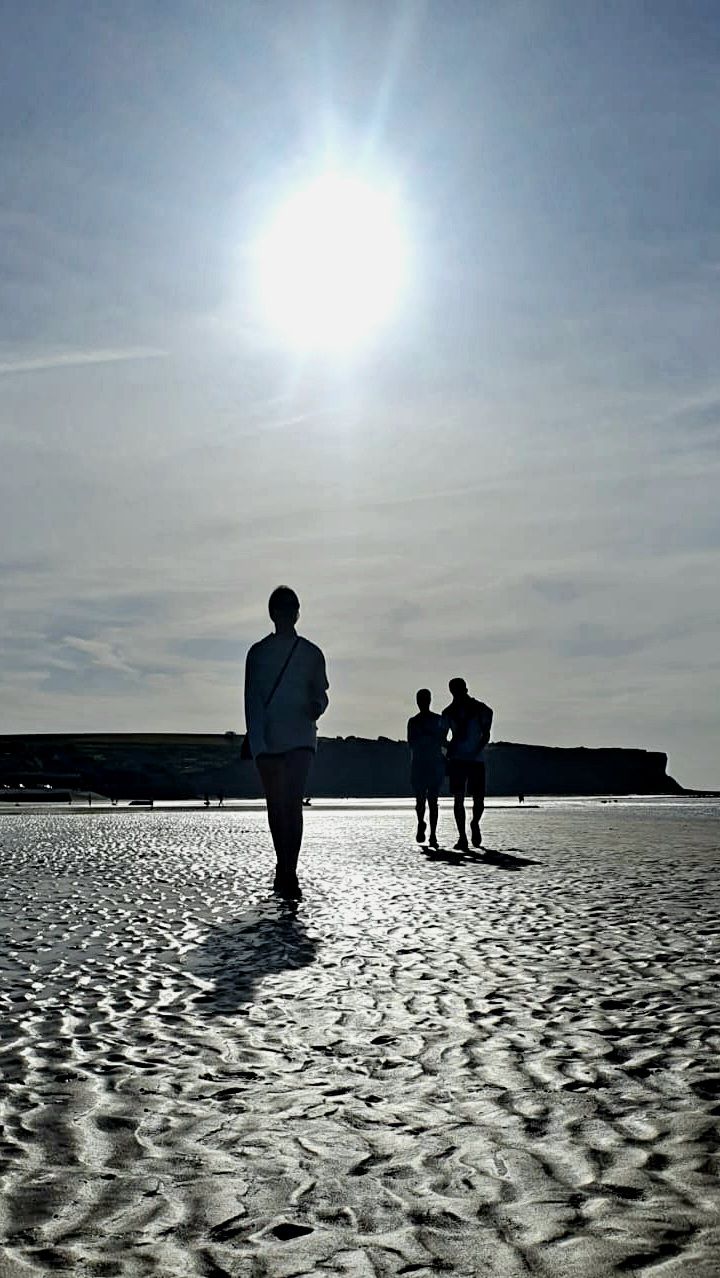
[2,2,719,786]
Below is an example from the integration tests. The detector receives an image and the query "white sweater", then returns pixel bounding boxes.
[244,633,329,757]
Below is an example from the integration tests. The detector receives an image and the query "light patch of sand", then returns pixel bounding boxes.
[0,805,718,1276]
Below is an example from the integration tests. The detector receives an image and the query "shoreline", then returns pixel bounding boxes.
[1,793,715,816]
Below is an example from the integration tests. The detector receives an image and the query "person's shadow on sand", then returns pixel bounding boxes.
[420,846,541,872]
[189,900,319,1014]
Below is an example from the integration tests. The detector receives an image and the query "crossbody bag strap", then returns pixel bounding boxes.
[264,637,300,709]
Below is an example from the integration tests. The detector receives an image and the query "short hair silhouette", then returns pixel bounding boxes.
[416,688,432,711]
[268,585,300,621]
[449,677,467,696]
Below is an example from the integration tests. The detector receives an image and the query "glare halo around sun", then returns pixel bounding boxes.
[256,174,407,351]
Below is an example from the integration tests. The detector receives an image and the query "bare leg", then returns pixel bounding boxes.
[415,790,427,842]
[427,793,439,842]
[470,763,486,847]
[453,791,468,847]
[452,766,470,848]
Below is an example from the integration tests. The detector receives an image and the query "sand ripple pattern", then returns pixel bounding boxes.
[0,806,718,1276]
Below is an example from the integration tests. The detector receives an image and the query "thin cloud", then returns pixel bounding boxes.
[62,636,133,674]
[0,555,58,575]
[0,347,166,376]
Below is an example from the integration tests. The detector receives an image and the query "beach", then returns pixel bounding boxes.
[0,800,718,1276]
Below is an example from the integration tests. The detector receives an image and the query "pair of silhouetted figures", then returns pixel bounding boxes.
[407,681,493,851]
[244,587,492,900]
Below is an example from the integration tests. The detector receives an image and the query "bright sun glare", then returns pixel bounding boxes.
[256,174,407,351]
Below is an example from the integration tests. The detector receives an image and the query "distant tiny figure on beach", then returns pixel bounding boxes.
[218,791,224,807]
[244,586,329,900]
[518,792,525,805]
[441,678,493,851]
[203,793,210,808]
[407,689,445,849]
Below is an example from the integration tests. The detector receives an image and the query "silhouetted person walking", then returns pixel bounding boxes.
[407,689,445,849]
[244,586,329,899]
[441,678,493,851]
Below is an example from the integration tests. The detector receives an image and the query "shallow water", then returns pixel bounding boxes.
[0,803,718,1276]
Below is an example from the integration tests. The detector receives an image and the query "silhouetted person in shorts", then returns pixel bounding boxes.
[441,678,493,851]
[407,689,445,849]
[244,586,329,899]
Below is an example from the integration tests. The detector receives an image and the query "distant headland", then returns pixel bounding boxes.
[0,733,685,800]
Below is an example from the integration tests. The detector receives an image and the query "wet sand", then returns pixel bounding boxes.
[0,804,718,1276]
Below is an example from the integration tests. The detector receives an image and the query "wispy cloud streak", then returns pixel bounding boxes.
[0,347,166,376]
[62,636,133,674]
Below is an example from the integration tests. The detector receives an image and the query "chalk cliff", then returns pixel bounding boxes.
[0,734,683,799]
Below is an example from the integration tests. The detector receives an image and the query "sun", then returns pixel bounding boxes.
[255,173,408,351]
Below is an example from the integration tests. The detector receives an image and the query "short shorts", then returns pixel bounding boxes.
[410,758,445,795]
[447,759,486,799]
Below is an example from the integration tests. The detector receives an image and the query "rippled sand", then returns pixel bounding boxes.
[0,804,718,1276]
